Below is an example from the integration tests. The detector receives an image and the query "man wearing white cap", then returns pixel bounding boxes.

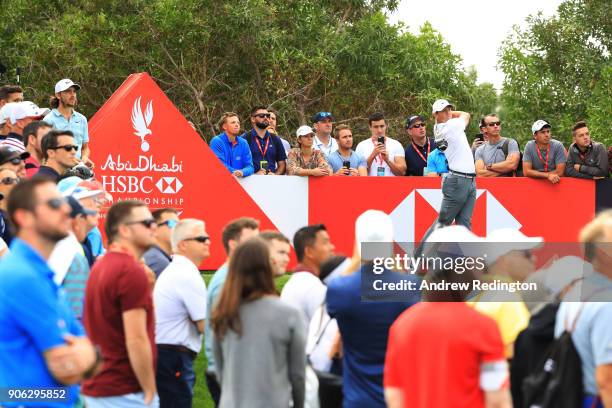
[468,228,543,359]
[326,210,418,408]
[1,101,50,152]
[421,99,476,244]
[43,79,93,168]
[522,120,566,184]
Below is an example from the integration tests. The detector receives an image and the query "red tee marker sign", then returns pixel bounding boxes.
[89,73,278,269]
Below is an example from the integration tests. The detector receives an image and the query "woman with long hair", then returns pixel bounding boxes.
[211,237,306,408]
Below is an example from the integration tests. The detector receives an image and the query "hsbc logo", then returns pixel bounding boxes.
[156,177,183,194]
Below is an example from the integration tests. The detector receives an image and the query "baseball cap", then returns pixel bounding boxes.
[66,195,97,218]
[54,79,81,94]
[0,103,18,125]
[405,115,425,128]
[356,210,394,260]
[312,112,334,123]
[432,99,453,114]
[296,125,314,137]
[423,225,485,258]
[78,179,113,202]
[0,145,29,165]
[9,101,49,124]
[484,228,543,265]
[531,120,551,134]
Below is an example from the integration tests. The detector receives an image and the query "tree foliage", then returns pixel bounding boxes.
[1,0,495,145]
[499,0,611,146]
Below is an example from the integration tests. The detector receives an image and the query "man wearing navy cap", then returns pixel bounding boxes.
[404,115,435,176]
[312,111,338,156]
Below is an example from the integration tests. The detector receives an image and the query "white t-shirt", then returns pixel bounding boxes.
[154,254,208,352]
[280,271,327,330]
[355,137,405,176]
[313,135,338,156]
[434,118,475,174]
[306,304,339,372]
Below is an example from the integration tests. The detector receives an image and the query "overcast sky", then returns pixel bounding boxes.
[389,0,564,90]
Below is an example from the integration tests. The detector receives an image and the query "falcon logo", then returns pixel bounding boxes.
[131,97,154,152]
[156,177,183,194]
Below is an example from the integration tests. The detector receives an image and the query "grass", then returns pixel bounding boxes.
[192,272,291,407]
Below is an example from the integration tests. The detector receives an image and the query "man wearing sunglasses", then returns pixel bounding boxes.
[0,168,19,246]
[0,178,100,405]
[312,111,338,156]
[36,129,80,181]
[83,200,159,407]
[475,114,521,177]
[242,106,287,175]
[404,115,435,176]
[0,144,29,179]
[154,218,210,407]
[144,208,180,277]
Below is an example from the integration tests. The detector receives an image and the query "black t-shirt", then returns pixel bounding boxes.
[34,166,61,182]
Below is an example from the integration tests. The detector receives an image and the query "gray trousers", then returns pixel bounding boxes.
[421,173,476,243]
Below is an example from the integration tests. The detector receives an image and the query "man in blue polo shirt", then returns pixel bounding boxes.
[0,178,99,407]
[326,124,367,176]
[210,112,254,178]
[242,106,286,175]
[426,148,449,176]
[404,115,435,176]
[43,79,93,168]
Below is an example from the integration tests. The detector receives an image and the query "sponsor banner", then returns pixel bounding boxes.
[89,73,597,270]
[309,177,595,261]
[89,73,280,269]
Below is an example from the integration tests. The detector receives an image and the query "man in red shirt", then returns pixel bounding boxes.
[83,200,158,407]
[384,226,512,408]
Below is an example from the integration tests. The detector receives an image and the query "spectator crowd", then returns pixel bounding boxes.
[210,103,610,181]
[0,79,611,408]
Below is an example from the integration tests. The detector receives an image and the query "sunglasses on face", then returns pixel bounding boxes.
[51,145,79,152]
[42,197,68,210]
[184,235,210,243]
[486,121,501,127]
[157,219,179,229]
[253,113,271,119]
[0,177,19,185]
[125,218,156,228]
[410,123,426,129]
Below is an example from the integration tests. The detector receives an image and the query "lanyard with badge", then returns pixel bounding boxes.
[535,144,550,172]
[255,135,271,172]
[412,139,430,164]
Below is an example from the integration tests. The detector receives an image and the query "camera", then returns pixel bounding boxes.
[63,163,94,180]
[435,138,448,152]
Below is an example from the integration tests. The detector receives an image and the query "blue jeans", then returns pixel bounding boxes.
[421,173,476,242]
[156,347,196,408]
[84,392,159,408]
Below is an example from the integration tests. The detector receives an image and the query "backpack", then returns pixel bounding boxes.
[500,138,523,177]
[520,284,603,408]
[521,327,584,408]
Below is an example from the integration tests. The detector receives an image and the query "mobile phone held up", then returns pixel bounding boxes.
[377,136,385,145]
[343,161,350,169]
